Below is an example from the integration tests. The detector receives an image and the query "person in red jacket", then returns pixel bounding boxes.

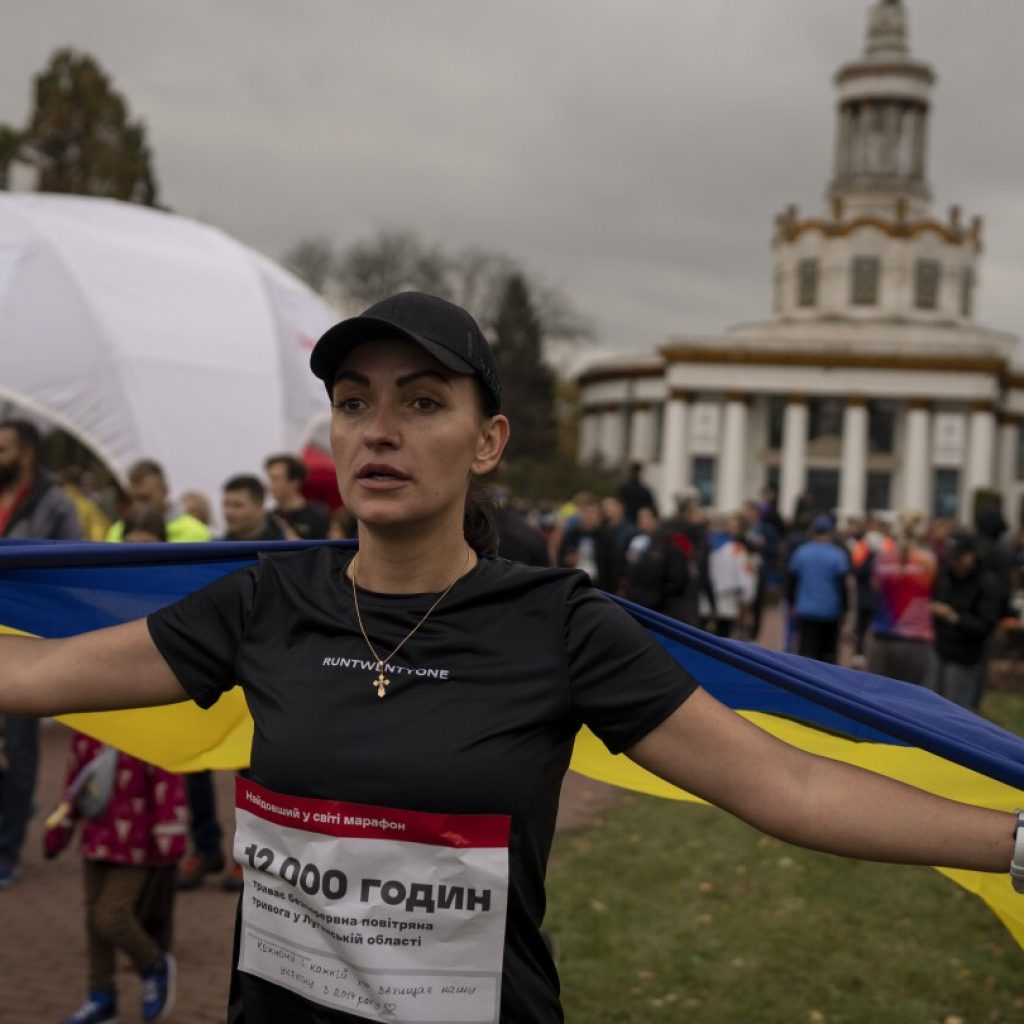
[44,733,186,1024]
[46,731,187,1024]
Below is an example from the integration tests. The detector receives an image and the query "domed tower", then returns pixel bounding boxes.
[578,1,1020,528]
[771,0,981,326]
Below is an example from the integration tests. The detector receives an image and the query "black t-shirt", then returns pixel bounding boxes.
[147,547,696,1023]
[276,501,332,540]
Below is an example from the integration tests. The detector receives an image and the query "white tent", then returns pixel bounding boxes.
[0,192,339,506]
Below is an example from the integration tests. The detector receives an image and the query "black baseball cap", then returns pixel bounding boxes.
[310,291,502,415]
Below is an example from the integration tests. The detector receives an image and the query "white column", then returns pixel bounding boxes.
[629,404,654,463]
[659,392,690,511]
[718,395,749,512]
[600,406,625,466]
[998,416,1019,505]
[578,410,600,463]
[902,402,931,511]
[838,399,868,519]
[965,404,997,497]
[779,398,808,523]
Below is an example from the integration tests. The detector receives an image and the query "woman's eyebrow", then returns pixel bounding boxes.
[332,368,454,390]
[395,370,454,388]
[333,370,369,387]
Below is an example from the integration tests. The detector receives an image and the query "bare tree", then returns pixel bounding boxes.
[282,237,336,295]
[282,227,592,341]
[334,229,450,309]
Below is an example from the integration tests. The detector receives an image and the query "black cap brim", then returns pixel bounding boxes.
[310,316,477,390]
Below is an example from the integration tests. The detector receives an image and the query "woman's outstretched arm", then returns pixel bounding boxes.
[0,620,188,716]
[627,687,1014,873]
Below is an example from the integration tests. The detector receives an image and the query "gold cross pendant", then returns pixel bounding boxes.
[373,670,390,699]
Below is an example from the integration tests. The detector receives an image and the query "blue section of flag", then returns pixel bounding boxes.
[621,600,1024,791]
[3,539,1024,790]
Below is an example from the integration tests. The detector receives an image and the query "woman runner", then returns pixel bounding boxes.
[1,291,1022,1023]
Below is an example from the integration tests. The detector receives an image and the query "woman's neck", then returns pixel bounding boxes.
[351,526,476,594]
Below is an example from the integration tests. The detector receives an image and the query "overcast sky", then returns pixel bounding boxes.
[4,0,1023,355]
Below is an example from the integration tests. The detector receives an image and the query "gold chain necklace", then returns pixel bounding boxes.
[350,549,472,698]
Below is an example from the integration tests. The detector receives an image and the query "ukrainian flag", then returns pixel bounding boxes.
[2,539,1023,947]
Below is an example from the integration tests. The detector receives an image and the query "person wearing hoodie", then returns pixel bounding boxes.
[975,501,1014,619]
[618,506,689,615]
[104,459,211,544]
[867,509,937,687]
[0,419,81,889]
[932,530,1004,709]
[45,730,186,1024]
[707,513,758,639]
[849,517,897,670]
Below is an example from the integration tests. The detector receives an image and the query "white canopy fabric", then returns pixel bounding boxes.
[0,192,338,505]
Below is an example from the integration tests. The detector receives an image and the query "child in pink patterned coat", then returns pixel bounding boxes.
[45,730,188,1024]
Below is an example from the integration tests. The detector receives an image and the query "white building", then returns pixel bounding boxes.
[577,0,1024,527]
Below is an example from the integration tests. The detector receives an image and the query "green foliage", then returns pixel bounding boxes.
[493,274,557,463]
[547,791,1024,1023]
[499,453,619,505]
[15,49,159,205]
[0,125,20,189]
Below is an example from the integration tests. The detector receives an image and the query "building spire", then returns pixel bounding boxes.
[828,0,934,215]
[865,0,909,59]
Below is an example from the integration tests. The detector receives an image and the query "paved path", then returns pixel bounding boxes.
[0,721,619,1023]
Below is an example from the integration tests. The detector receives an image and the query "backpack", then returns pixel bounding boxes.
[68,744,120,820]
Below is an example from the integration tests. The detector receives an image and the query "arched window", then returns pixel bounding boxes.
[914,259,940,310]
[797,258,819,307]
[850,256,880,305]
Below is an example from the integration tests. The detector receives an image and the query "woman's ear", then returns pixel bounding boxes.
[472,415,510,476]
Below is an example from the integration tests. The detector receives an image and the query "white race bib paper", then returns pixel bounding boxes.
[234,777,511,1022]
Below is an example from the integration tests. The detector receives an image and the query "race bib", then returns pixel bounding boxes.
[234,777,511,1022]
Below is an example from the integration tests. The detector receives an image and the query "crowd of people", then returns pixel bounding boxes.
[0,420,350,1023]
[500,464,1024,714]
[2,411,1024,1023]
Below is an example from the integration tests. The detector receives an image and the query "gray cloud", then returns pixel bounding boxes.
[3,0,1022,351]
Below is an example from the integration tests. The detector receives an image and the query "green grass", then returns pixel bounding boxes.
[546,691,1024,1023]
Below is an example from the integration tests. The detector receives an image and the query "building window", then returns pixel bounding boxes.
[914,259,940,310]
[652,403,664,462]
[692,456,716,508]
[808,397,844,443]
[960,267,975,318]
[767,396,785,450]
[866,471,892,512]
[797,258,819,308]
[622,407,633,460]
[1017,421,1024,480]
[867,399,897,454]
[933,468,960,520]
[850,256,880,305]
[765,465,780,496]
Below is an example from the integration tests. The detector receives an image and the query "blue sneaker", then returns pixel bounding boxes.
[140,953,175,1022]
[61,988,118,1023]
[0,856,19,889]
